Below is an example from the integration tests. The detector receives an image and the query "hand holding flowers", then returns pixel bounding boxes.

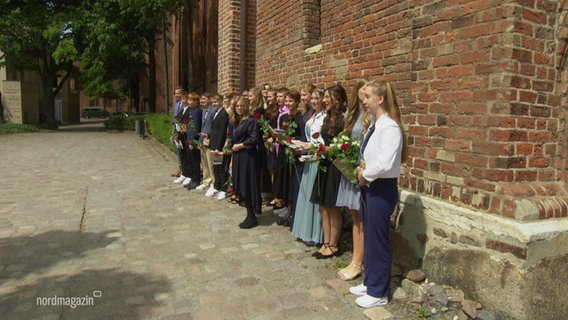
[326,133,362,184]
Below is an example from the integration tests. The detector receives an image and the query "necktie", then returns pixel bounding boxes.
[361,125,375,154]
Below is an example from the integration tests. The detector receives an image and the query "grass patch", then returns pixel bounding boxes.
[104,113,175,153]
[145,113,176,153]
[0,122,38,135]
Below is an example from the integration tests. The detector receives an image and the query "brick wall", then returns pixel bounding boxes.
[217,0,567,221]
[218,0,256,95]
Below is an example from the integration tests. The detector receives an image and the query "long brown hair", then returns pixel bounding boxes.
[343,79,371,136]
[230,96,251,125]
[323,85,347,137]
[366,80,408,162]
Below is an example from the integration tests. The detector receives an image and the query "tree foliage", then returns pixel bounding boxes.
[78,0,185,112]
[0,0,185,126]
[0,0,85,129]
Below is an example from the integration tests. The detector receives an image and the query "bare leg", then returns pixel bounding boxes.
[319,206,331,254]
[338,210,364,280]
[329,207,343,248]
[319,206,342,256]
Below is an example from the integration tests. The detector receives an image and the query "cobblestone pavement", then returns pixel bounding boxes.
[0,121,367,320]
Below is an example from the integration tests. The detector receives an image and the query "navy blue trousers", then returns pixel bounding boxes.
[361,178,398,298]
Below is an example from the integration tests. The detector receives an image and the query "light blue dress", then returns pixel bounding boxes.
[335,110,364,210]
[291,111,325,244]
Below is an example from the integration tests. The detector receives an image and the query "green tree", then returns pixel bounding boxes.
[78,0,146,111]
[78,0,185,113]
[0,0,85,129]
[118,0,184,113]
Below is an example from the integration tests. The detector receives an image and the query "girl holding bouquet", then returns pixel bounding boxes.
[336,79,371,281]
[310,85,347,259]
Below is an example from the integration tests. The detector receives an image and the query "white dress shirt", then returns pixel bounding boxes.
[362,113,403,182]
[305,111,326,144]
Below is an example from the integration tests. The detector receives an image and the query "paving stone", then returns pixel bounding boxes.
[0,123,368,320]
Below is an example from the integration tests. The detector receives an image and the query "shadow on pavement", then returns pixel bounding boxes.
[0,268,173,320]
[0,230,119,285]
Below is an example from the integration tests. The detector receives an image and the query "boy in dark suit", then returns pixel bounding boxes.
[208,94,230,200]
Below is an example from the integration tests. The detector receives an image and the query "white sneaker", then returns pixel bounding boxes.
[195,184,208,191]
[182,177,192,186]
[355,294,388,308]
[349,283,367,296]
[174,175,187,184]
[216,191,227,200]
[205,187,218,197]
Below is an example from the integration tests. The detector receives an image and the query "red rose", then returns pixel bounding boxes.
[312,132,320,139]
[285,137,292,143]
[317,144,326,152]
[226,130,231,137]
[341,143,349,151]
[254,113,261,119]
[227,187,233,193]
[282,124,289,130]
[182,119,189,124]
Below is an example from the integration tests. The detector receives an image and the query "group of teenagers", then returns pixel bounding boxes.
[170,79,407,308]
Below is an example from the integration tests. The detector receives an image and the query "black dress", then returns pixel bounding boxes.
[310,122,343,207]
[231,117,262,215]
[271,112,294,203]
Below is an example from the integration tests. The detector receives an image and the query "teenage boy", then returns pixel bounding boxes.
[196,93,216,193]
[173,92,202,190]
[208,94,230,200]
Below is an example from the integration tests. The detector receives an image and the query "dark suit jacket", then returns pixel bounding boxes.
[186,106,202,141]
[209,107,230,151]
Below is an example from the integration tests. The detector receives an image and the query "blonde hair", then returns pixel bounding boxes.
[343,79,371,136]
[230,96,251,125]
[366,80,408,162]
[248,87,263,113]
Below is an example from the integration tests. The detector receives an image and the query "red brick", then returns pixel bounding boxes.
[456,153,489,167]
[446,139,471,151]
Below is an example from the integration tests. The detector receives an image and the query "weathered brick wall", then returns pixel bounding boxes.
[218,0,241,93]
[246,0,567,221]
[218,0,256,95]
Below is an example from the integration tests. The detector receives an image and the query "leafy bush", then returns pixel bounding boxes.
[103,115,145,131]
[104,113,176,152]
[0,122,38,135]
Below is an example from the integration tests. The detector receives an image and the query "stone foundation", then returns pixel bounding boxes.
[397,191,568,319]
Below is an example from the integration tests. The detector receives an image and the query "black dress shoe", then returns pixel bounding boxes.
[239,218,258,229]
[185,181,199,190]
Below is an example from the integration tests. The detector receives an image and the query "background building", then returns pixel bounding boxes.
[0,60,79,125]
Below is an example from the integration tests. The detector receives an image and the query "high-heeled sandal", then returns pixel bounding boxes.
[312,243,328,257]
[315,244,339,259]
[337,263,363,281]
[229,195,239,204]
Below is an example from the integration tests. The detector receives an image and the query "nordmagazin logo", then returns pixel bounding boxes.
[36,290,101,308]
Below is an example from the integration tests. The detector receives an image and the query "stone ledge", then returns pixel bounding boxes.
[398,190,568,266]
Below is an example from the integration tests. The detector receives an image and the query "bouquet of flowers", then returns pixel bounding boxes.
[301,131,325,163]
[172,117,190,149]
[254,112,271,136]
[281,114,300,165]
[326,133,362,183]
[222,129,232,154]
[254,112,275,151]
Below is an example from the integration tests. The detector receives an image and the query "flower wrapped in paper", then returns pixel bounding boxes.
[326,133,362,184]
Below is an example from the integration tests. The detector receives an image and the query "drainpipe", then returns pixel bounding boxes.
[239,0,248,93]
